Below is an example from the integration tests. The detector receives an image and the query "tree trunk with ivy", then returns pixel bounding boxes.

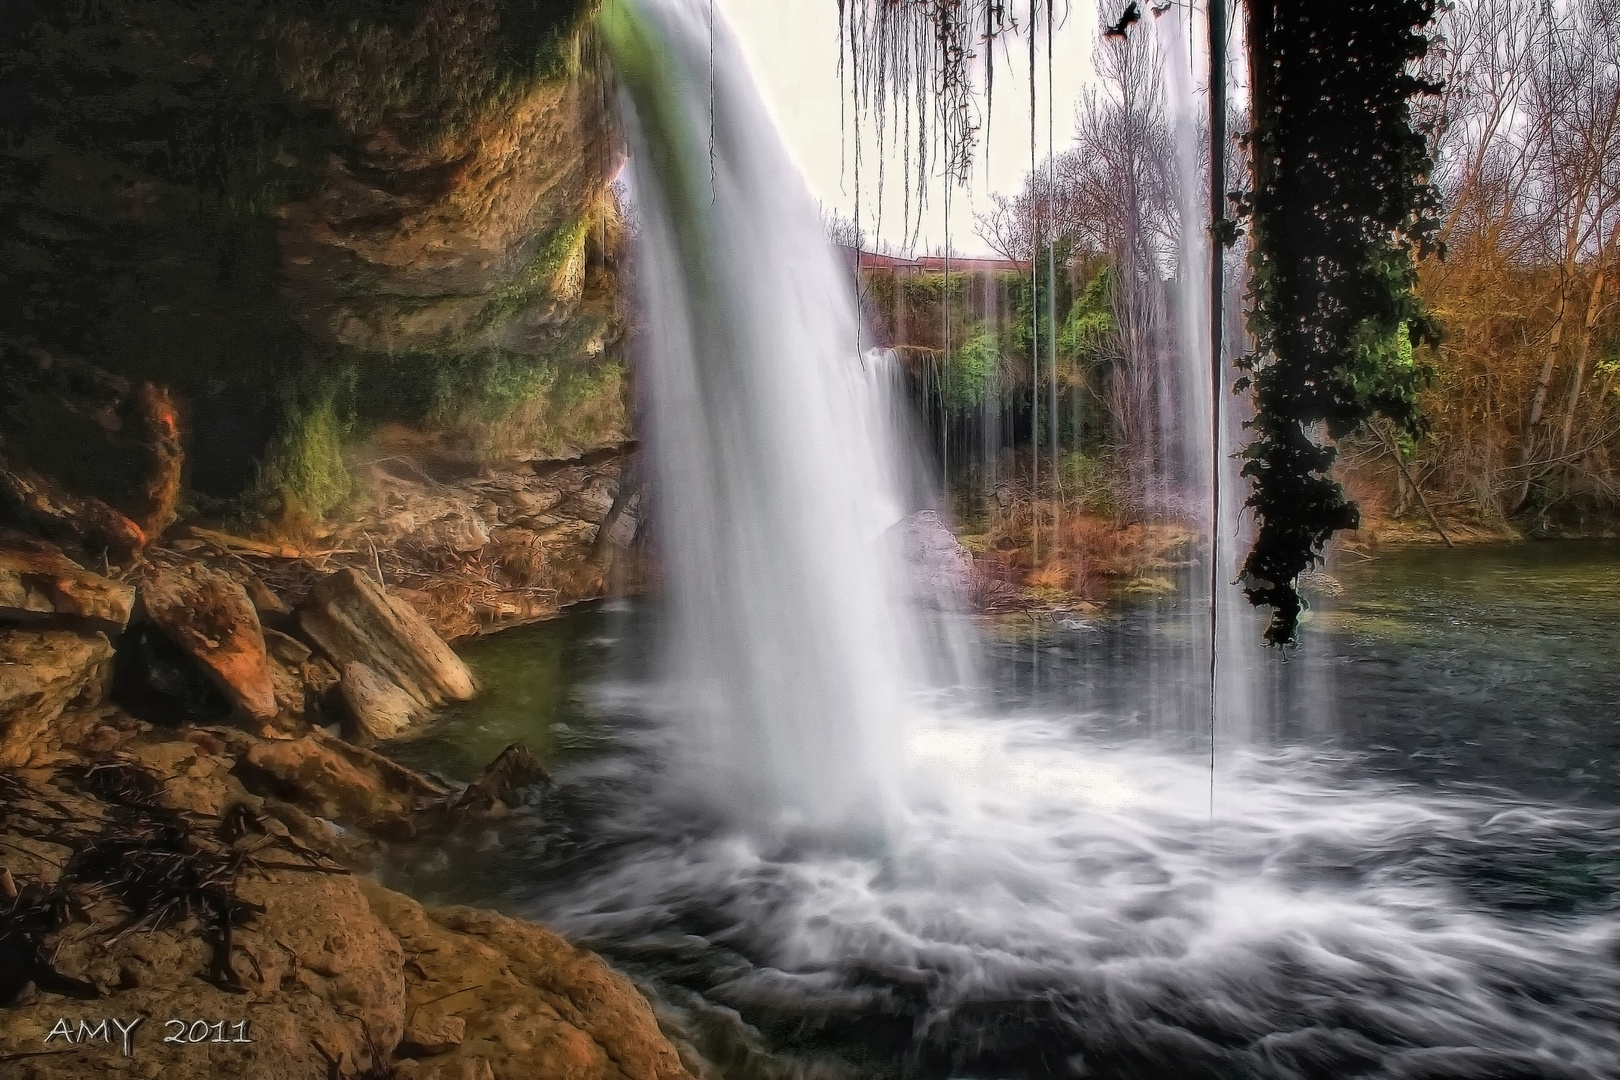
[1234,0,1445,644]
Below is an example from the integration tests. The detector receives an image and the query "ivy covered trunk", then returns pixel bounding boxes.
[1236,0,1444,644]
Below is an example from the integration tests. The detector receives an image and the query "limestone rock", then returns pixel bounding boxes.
[0,722,695,1080]
[447,743,551,817]
[0,544,135,631]
[402,1013,467,1057]
[0,630,112,767]
[139,563,278,722]
[340,660,422,743]
[298,568,476,711]
[0,452,146,559]
[264,627,313,666]
[239,727,446,833]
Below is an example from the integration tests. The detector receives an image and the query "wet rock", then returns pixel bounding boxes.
[446,743,551,818]
[340,660,421,743]
[364,880,695,1080]
[137,563,278,723]
[0,544,135,632]
[298,568,477,712]
[238,727,446,834]
[0,630,112,767]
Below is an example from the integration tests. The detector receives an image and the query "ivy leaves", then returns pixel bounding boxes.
[1235,1,1445,645]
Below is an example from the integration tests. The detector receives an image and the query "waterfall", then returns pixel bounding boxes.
[601,0,951,833]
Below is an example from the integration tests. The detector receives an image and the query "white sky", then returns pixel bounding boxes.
[714,1,1104,257]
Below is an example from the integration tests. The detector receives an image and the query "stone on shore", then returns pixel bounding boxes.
[298,568,477,714]
[341,660,423,743]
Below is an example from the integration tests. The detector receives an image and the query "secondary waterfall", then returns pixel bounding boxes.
[601,0,947,832]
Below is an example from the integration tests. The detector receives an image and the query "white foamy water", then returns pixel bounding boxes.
[535,693,1620,1078]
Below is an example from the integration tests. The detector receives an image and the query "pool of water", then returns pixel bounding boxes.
[383,542,1620,1079]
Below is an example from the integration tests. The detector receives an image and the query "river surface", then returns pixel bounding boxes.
[384,543,1620,1079]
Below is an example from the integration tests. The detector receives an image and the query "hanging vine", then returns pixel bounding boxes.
[1233,0,1445,645]
[836,1,1014,245]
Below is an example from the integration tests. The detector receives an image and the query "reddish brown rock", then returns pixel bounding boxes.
[364,880,695,1080]
[0,452,146,559]
[402,1014,467,1057]
[139,563,278,723]
[240,727,446,830]
[0,544,135,630]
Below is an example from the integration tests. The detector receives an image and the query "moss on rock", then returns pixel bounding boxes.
[0,0,625,532]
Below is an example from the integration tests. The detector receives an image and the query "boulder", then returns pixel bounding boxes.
[138,563,278,723]
[0,629,113,767]
[298,568,477,712]
[364,880,696,1080]
[889,509,975,606]
[446,743,551,817]
[340,660,422,743]
[0,544,135,631]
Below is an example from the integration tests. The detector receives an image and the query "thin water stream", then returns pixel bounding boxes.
[384,543,1620,1079]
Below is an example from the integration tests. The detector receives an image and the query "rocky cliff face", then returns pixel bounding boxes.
[0,8,686,1078]
[0,0,628,537]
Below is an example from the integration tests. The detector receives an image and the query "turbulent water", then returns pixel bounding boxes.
[388,546,1620,1079]
[385,4,1620,1077]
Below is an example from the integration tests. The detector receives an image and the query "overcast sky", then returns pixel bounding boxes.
[713,1,1104,257]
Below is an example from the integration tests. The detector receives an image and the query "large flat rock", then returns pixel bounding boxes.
[299,568,477,715]
[0,544,135,631]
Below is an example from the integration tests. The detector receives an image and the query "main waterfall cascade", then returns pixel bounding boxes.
[439,1,1620,1076]
[601,0,973,833]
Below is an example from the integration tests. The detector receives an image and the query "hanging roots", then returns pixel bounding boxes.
[839,1,1037,243]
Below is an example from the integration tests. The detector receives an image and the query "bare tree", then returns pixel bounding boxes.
[820,203,867,250]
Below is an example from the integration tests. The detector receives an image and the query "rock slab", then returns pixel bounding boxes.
[299,568,477,713]
[341,660,422,743]
[0,545,135,630]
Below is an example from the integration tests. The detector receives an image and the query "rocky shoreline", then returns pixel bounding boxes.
[0,466,694,1080]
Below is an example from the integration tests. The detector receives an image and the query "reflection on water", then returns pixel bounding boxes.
[385,544,1620,1079]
